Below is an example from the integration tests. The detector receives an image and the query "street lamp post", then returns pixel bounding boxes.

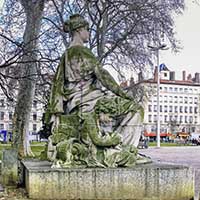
[148,44,168,148]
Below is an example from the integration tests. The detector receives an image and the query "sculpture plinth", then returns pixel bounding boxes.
[23,160,194,200]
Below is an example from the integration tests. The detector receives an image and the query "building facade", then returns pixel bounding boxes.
[0,90,43,135]
[142,68,200,136]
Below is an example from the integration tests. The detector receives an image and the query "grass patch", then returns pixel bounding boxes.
[0,142,47,160]
[148,142,191,147]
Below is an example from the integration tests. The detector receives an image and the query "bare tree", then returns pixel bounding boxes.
[0,0,185,157]
[12,0,45,158]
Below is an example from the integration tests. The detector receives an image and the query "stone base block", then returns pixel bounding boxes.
[22,161,194,200]
[1,149,18,186]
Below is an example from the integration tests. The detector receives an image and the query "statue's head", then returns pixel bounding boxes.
[63,14,89,34]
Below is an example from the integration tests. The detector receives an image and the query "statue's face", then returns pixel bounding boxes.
[79,27,89,43]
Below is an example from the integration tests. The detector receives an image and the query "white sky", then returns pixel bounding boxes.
[160,0,200,80]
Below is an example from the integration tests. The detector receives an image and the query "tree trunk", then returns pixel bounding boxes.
[12,0,45,158]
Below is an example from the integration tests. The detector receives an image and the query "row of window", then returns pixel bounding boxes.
[149,126,196,133]
[156,86,198,93]
[0,123,37,131]
[0,112,38,121]
[148,105,198,114]
[0,99,38,108]
[148,115,198,124]
[152,96,198,104]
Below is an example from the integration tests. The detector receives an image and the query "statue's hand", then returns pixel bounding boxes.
[110,133,121,146]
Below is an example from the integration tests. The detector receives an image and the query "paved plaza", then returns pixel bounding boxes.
[139,146,200,169]
[140,146,200,200]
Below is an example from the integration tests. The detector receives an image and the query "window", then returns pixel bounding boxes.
[174,88,178,92]
[164,105,168,112]
[160,115,163,123]
[153,95,157,102]
[174,106,178,113]
[189,116,193,123]
[154,105,157,112]
[9,123,12,130]
[164,87,167,92]
[169,106,173,112]
[185,116,188,123]
[33,124,37,132]
[33,100,37,109]
[148,115,152,122]
[179,88,183,92]
[9,112,12,120]
[184,88,188,93]
[180,106,183,113]
[164,96,167,103]
[164,115,168,122]
[189,97,193,104]
[179,96,183,103]
[195,116,198,124]
[0,99,5,107]
[185,107,188,113]
[160,95,163,103]
[33,113,37,121]
[164,73,167,77]
[0,124,4,130]
[174,96,178,103]
[153,115,157,122]
[194,107,198,114]
[169,96,173,103]
[194,97,198,104]
[191,127,196,132]
[148,105,152,112]
[189,88,193,93]
[0,112,4,120]
[160,105,162,112]
[151,126,156,132]
[180,116,183,123]
[189,106,193,113]
[184,97,188,103]
[169,87,173,92]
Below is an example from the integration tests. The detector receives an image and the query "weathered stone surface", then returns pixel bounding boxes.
[1,149,18,185]
[41,14,147,168]
[23,160,194,200]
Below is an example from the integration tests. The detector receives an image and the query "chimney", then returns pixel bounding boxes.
[187,74,192,81]
[129,77,135,86]
[154,66,158,81]
[194,73,200,83]
[170,71,175,81]
[138,72,143,82]
[182,70,186,81]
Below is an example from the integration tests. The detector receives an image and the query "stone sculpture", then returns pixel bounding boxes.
[43,14,147,168]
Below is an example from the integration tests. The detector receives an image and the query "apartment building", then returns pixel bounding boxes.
[142,67,200,136]
[0,90,43,134]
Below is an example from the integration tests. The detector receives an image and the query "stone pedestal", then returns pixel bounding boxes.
[1,149,18,185]
[23,160,194,200]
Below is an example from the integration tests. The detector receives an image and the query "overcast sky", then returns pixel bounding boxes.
[160,0,200,80]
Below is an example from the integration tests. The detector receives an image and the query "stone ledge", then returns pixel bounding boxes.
[23,160,194,200]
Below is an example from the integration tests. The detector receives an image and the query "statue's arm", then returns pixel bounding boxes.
[94,65,131,99]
